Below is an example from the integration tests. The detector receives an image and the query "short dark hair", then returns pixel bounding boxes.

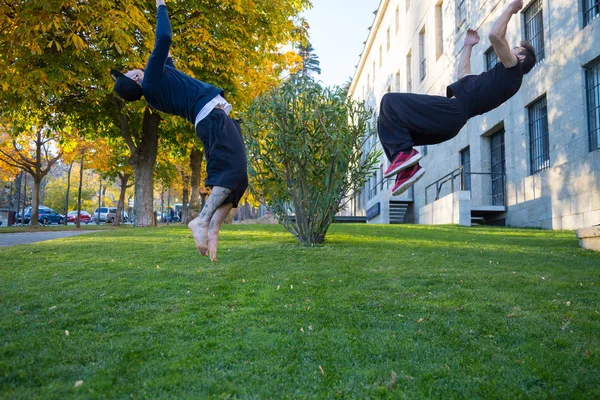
[519,41,537,74]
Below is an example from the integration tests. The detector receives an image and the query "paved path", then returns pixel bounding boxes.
[0,231,99,247]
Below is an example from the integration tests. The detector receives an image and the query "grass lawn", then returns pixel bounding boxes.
[1,224,599,398]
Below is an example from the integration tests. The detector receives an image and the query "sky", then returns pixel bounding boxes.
[303,0,382,88]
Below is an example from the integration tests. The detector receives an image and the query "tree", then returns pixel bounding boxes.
[1,0,312,227]
[244,75,381,245]
[297,41,321,77]
[0,121,64,227]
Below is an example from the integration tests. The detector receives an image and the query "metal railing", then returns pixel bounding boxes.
[424,166,506,206]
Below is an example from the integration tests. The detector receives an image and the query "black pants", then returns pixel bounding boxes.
[377,93,469,161]
[195,108,248,208]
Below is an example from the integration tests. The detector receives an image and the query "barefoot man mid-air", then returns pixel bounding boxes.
[110,0,248,261]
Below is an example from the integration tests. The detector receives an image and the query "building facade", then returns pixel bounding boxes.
[348,0,600,229]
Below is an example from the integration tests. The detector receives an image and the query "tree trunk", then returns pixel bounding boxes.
[115,173,130,226]
[129,110,160,227]
[76,151,85,229]
[96,176,102,224]
[13,173,22,213]
[184,148,203,224]
[200,192,207,212]
[21,174,27,224]
[181,169,190,224]
[64,161,73,224]
[30,177,41,228]
[160,186,165,224]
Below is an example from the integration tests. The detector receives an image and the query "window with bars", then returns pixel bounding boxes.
[435,3,444,60]
[406,52,413,92]
[395,71,401,91]
[419,27,427,81]
[456,0,467,30]
[379,165,384,191]
[583,0,600,27]
[490,130,506,206]
[528,96,550,174]
[370,173,378,199]
[524,0,545,63]
[586,59,600,151]
[373,61,376,83]
[396,6,400,32]
[460,147,471,191]
[485,47,498,71]
[386,28,391,52]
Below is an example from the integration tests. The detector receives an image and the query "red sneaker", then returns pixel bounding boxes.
[391,164,425,196]
[384,149,422,178]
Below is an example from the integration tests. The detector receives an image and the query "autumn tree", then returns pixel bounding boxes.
[1,0,311,227]
[0,114,69,227]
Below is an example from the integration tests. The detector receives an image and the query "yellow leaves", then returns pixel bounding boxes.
[68,33,87,50]
[47,40,63,51]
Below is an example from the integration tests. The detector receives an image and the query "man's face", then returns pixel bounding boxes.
[125,69,144,86]
[512,46,527,62]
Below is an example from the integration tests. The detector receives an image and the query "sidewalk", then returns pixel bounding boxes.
[0,231,99,247]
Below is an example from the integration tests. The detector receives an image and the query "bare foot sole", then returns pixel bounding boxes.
[188,219,209,256]
[207,229,219,262]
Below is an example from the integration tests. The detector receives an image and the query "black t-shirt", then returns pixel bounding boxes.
[446,62,524,118]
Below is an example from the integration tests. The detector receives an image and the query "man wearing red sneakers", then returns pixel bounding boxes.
[379,0,536,195]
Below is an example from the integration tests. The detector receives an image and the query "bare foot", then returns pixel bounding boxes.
[188,218,209,256]
[208,228,220,262]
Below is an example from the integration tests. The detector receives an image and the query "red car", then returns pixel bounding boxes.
[67,210,93,224]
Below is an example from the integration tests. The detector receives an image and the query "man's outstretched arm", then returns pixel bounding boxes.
[489,0,522,68]
[457,28,480,79]
[144,0,172,82]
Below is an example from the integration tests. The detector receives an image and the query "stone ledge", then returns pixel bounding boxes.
[576,226,600,252]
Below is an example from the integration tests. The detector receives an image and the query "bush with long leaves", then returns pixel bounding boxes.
[244,75,381,245]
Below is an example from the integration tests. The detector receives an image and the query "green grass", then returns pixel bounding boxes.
[1,224,599,399]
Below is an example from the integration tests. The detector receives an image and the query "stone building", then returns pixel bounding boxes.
[348,0,600,229]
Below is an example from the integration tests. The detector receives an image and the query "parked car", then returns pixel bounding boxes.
[66,210,93,224]
[22,206,65,225]
[92,207,110,222]
[106,207,128,223]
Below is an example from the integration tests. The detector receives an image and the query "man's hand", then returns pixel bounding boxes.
[509,0,523,14]
[464,29,480,47]
[156,0,165,7]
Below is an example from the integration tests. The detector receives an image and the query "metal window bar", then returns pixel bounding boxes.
[583,0,600,27]
[529,96,550,173]
[485,47,498,71]
[420,58,427,81]
[457,0,467,29]
[587,59,600,151]
[524,0,545,63]
[460,148,471,191]
[490,131,505,206]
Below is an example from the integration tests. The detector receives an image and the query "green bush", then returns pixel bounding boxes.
[244,76,380,245]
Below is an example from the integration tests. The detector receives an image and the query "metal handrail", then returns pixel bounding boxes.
[424,166,506,205]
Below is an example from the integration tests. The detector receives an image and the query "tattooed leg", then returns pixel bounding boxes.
[207,202,234,262]
[188,186,231,256]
